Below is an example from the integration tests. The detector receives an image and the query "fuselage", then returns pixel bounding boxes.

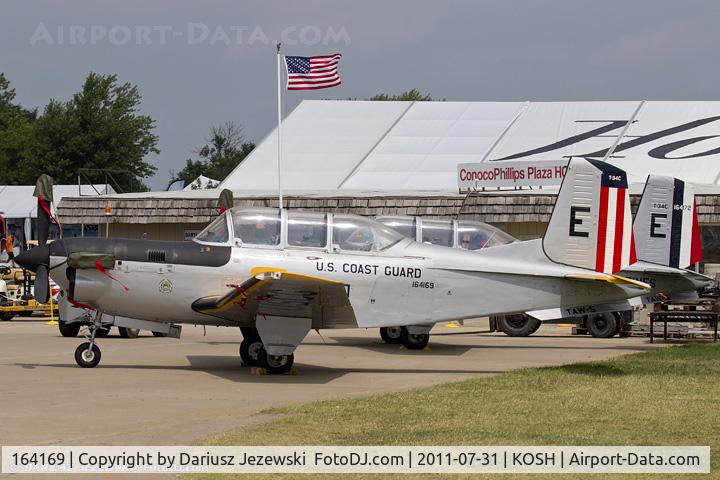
[45,235,647,329]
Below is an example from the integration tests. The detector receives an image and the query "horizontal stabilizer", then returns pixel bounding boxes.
[563,273,650,289]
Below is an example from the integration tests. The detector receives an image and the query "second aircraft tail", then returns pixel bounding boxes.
[634,175,702,269]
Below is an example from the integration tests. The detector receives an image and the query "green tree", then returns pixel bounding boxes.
[0,73,37,184]
[368,89,434,101]
[29,72,159,189]
[171,121,254,188]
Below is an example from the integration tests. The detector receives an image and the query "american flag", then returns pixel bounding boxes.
[284,53,342,90]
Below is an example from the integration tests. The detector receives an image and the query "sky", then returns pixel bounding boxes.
[1,0,719,190]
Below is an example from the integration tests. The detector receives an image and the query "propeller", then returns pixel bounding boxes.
[31,174,54,304]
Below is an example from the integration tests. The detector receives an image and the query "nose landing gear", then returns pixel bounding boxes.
[74,312,104,368]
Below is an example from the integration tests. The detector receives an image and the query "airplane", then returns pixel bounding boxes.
[377,175,712,340]
[17,158,651,374]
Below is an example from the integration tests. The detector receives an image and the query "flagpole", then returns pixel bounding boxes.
[276,43,283,210]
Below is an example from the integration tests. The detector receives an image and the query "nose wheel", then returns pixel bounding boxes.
[74,343,101,368]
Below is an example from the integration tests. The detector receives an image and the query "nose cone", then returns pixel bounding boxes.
[14,244,50,272]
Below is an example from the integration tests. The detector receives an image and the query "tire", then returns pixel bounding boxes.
[498,314,541,337]
[74,342,101,368]
[94,327,111,338]
[0,311,16,321]
[399,328,430,350]
[118,327,140,339]
[586,312,619,338]
[58,321,81,337]
[239,337,264,366]
[152,331,168,337]
[611,314,624,337]
[257,347,294,375]
[380,326,403,344]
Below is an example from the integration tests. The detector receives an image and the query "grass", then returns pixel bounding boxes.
[193,343,720,479]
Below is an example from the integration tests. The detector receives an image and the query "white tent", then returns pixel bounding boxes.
[219,100,720,193]
[183,175,219,191]
[0,184,114,219]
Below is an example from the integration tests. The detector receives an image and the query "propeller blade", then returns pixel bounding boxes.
[33,174,54,246]
[34,264,50,304]
[217,188,234,213]
[66,266,76,300]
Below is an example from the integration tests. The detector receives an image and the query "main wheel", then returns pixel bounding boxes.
[118,327,140,338]
[239,337,264,367]
[74,342,101,368]
[586,312,619,338]
[58,321,81,337]
[257,347,294,374]
[399,328,430,350]
[152,331,168,338]
[0,311,15,321]
[380,326,403,344]
[498,314,541,337]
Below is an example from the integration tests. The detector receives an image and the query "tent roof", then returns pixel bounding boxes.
[219,100,720,192]
[0,184,115,219]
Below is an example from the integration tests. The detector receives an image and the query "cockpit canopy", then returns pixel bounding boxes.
[194,208,406,252]
[376,216,516,250]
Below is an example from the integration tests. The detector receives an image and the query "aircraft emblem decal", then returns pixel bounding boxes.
[159,278,173,294]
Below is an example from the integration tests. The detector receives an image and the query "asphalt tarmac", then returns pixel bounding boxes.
[0,318,662,447]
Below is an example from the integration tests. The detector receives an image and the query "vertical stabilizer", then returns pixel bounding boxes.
[634,176,702,269]
[543,158,636,274]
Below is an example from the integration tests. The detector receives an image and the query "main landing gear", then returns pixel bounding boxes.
[74,312,104,368]
[239,327,294,374]
[379,326,430,350]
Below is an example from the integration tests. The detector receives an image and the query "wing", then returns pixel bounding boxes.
[191,267,356,327]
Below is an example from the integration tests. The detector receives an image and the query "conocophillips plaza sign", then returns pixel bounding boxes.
[457,160,568,191]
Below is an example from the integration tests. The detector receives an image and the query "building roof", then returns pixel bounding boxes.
[219,100,720,192]
[0,184,114,219]
[56,190,720,226]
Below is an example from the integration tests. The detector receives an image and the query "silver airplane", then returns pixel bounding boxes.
[378,175,712,340]
[17,158,650,374]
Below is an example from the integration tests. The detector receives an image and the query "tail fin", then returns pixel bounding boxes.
[543,158,636,274]
[633,176,702,269]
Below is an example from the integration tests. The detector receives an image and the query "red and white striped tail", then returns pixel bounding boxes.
[543,158,636,275]
[595,183,637,274]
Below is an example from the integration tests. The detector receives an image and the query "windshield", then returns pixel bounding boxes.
[194,213,230,244]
